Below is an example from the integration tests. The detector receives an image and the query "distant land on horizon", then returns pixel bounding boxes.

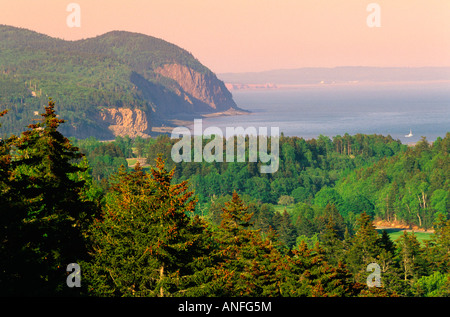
[219,66,450,89]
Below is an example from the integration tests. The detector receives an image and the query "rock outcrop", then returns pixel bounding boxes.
[154,64,238,112]
[99,108,151,138]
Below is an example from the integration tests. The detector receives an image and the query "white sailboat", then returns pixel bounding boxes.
[405,129,413,138]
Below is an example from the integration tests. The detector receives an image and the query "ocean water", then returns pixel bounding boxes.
[198,82,450,144]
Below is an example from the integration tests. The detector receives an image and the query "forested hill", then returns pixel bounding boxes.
[75,131,449,237]
[334,135,450,230]
[0,25,240,139]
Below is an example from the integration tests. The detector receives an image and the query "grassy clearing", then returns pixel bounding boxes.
[273,204,295,214]
[377,228,434,245]
[126,158,138,167]
[252,203,435,246]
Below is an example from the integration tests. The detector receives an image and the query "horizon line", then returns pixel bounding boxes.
[3,24,450,73]
[218,66,450,75]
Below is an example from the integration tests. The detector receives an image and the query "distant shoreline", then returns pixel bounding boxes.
[225,79,450,91]
[151,107,250,134]
[201,107,250,118]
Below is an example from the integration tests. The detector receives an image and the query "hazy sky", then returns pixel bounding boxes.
[1,0,449,73]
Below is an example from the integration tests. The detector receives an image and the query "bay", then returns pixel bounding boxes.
[196,82,450,144]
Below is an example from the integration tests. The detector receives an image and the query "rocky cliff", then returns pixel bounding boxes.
[99,108,152,138]
[155,64,237,112]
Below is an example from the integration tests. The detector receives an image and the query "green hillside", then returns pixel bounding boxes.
[0,25,236,139]
[334,136,450,230]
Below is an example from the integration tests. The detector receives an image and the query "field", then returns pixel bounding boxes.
[273,204,295,214]
[279,203,435,246]
[376,228,434,245]
[126,157,150,169]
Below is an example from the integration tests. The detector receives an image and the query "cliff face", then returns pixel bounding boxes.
[154,64,238,112]
[99,108,151,138]
[97,65,241,137]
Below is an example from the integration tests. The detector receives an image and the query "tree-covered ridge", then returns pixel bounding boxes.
[1,102,449,297]
[76,30,209,74]
[334,134,450,229]
[0,25,232,138]
[0,25,207,78]
[70,128,448,235]
[138,132,406,203]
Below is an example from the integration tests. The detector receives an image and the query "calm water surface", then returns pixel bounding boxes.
[197,82,450,144]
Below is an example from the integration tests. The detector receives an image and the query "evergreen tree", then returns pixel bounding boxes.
[430,214,450,273]
[272,210,297,249]
[345,212,382,285]
[209,192,285,296]
[316,204,347,239]
[0,100,91,295]
[282,242,359,297]
[319,213,345,266]
[84,158,213,296]
[378,230,395,254]
[395,231,426,290]
[377,230,405,295]
[317,204,347,265]
[252,203,275,236]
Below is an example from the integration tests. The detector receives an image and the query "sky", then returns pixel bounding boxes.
[0,0,449,73]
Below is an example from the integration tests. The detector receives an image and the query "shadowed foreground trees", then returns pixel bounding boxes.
[83,158,213,296]
[83,170,361,297]
[0,100,94,296]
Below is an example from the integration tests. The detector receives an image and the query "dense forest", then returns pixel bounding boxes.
[1,101,449,297]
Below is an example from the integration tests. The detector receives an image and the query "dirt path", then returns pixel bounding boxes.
[127,157,149,168]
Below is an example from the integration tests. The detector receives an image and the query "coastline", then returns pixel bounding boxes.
[201,107,251,118]
[225,79,450,91]
[151,107,251,134]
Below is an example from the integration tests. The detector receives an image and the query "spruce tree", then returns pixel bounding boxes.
[0,100,91,295]
[376,230,404,295]
[318,204,346,265]
[283,241,358,297]
[252,203,275,236]
[209,191,285,296]
[84,158,213,296]
[395,231,426,287]
[345,212,383,286]
[272,210,297,249]
[430,214,450,273]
